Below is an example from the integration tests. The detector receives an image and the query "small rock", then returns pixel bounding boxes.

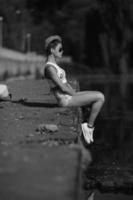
[18,115,24,120]
[36,123,58,134]
[18,98,28,103]
[42,140,59,147]
[1,141,10,146]
[70,127,77,132]
[26,134,34,137]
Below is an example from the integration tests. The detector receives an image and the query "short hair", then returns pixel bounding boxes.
[45,39,61,56]
[45,35,62,56]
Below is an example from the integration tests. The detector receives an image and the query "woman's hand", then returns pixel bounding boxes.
[64,83,76,95]
[45,65,75,96]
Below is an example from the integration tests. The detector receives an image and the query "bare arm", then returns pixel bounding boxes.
[46,66,75,95]
[65,82,75,91]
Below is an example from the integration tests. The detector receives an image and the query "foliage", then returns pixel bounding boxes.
[0,0,133,73]
[99,0,133,73]
[0,0,32,51]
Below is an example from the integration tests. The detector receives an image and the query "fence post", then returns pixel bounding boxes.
[0,16,3,47]
[26,33,31,52]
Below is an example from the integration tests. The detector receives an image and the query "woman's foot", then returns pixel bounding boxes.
[81,123,95,144]
[87,125,94,143]
[81,123,91,144]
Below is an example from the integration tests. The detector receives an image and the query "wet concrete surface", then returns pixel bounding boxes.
[0,79,82,200]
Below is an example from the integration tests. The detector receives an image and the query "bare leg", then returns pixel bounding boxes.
[67,91,105,127]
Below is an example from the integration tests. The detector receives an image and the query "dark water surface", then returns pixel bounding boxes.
[94,190,133,200]
[79,75,133,200]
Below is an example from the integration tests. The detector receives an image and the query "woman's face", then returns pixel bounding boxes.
[52,43,63,58]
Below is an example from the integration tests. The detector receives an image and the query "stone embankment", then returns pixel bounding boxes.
[0,78,91,200]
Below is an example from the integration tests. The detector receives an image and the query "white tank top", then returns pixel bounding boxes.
[45,62,67,89]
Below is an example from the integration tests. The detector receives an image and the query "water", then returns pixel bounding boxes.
[93,190,133,200]
[78,75,133,200]
[84,190,133,200]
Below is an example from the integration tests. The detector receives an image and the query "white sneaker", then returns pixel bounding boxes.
[81,123,91,144]
[87,126,94,143]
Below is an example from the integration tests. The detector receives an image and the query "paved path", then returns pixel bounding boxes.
[0,79,83,200]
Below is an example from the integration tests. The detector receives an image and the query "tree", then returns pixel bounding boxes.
[1,0,133,75]
[0,0,32,51]
[84,0,133,73]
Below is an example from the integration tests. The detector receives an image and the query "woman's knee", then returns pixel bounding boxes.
[97,92,105,103]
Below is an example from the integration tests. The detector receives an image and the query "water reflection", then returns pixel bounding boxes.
[79,76,133,166]
[94,190,133,200]
[79,75,133,199]
[85,190,133,200]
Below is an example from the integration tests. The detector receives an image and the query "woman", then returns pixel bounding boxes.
[44,35,105,144]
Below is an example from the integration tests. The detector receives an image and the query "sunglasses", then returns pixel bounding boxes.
[58,47,63,52]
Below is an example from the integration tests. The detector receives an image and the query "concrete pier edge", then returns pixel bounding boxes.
[0,78,90,200]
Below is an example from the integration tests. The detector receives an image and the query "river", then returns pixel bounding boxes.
[78,75,133,200]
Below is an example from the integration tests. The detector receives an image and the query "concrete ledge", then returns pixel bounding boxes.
[0,145,81,200]
[0,79,84,200]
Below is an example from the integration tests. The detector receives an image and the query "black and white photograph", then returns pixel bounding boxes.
[0,0,133,199]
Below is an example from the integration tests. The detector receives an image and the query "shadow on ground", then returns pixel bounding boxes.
[12,99,59,108]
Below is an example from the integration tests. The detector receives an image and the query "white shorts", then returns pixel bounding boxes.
[54,90,72,107]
